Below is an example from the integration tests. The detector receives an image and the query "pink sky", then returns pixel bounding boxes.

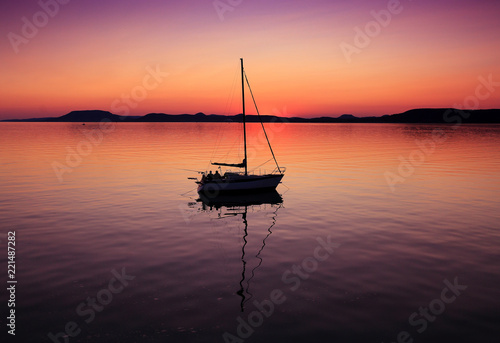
[1,0,499,119]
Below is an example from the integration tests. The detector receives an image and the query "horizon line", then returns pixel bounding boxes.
[2,107,500,122]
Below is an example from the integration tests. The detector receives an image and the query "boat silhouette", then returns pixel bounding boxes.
[196,59,285,195]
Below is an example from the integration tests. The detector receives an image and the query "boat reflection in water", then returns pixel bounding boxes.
[196,190,284,312]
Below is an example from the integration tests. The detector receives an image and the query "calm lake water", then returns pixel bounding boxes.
[0,122,499,342]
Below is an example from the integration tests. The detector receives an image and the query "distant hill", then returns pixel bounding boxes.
[55,110,121,122]
[2,108,499,123]
[376,108,500,123]
[2,110,121,122]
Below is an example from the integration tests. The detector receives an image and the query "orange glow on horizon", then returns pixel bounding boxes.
[1,1,499,119]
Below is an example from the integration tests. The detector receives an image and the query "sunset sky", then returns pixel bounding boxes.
[1,0,499,119]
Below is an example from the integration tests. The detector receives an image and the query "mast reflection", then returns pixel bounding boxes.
[196,191,283,312]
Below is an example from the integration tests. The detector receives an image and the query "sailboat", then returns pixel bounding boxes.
[196,59,285,195]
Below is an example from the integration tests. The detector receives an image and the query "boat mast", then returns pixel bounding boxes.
[241,58,248,176]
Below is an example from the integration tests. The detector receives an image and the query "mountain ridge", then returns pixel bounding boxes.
[2,108,499,123]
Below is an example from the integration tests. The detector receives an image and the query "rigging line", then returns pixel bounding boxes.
[179,186,198,197]
[224,63,240,115]
[210,63,240,164]
[243,71,282,173]
[174,167,204,173]
[248,158,273,173]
